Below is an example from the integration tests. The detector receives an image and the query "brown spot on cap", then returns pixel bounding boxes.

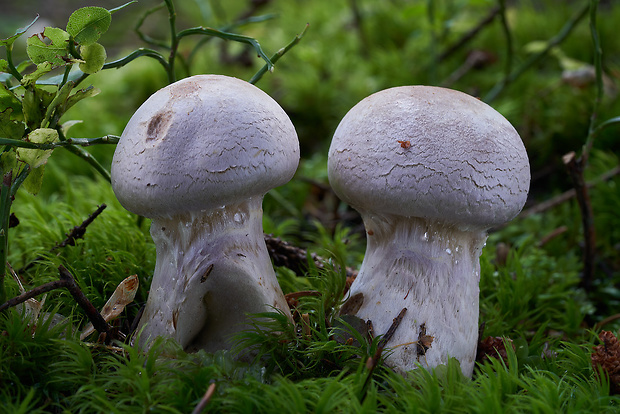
[146,111,172,142]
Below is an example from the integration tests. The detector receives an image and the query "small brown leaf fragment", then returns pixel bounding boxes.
[416,323,434,360]
[397,140,411,149]
[592,330,620,394]
[80,275,139,340]
[476,336,514,364]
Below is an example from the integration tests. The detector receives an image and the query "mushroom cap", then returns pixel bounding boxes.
[327,86,530,229]
[111,75,299,218]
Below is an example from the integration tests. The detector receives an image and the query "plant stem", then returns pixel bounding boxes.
[249,24,308,84]
[5,45,23,81]
[164,0,179,84]
[0,171,12,304]
[497,0,513,79]
[0,136,120,150]
[484,2,589,103]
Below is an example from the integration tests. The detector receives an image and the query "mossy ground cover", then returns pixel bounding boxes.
[1,0,620,412]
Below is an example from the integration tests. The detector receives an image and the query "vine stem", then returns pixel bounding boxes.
[484,2,589,103]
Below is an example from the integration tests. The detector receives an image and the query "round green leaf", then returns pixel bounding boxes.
[67,7,111,46]
[78,43,107,74]
[16,128,58,168]
[26,27,70,66]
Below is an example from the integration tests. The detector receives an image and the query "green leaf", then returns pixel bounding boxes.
[26,27,70,66]
[42,81,74,128]
[78,43,106,74]
[64,86,100,113]
[0,149,17,177]
[16,128,58,168]
[0,15,39,47]
[67,7,111,46]
[0,59,8,73]
[0,109,25,140]
[20,62,53,87]
[0,84,22,114]
[21,164,44,195]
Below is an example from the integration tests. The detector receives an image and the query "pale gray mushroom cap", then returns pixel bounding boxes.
[111,74,299,218]
[328,86,530,229]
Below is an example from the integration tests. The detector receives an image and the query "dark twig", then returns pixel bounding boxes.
[19,204,107,274]
[0,266,112,339]
[192,382,217,414]
[361,308,407,401]
[563,152,596,291]
[0,278,68,312]
[264,234,357,281]
[58,265,111,338]
[438,6,500,62]
[506,165,620,220]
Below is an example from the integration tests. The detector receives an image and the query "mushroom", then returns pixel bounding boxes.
[328,86,530,376]
[111,74,299,353]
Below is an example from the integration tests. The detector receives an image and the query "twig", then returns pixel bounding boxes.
[484,2,589,102]
[517,165,620,218]
[563,152,596,291]
[361,308,407,401]
[438,5,500,62]
[0,277,67,312]
[264,234,357,281]
[19,204,107,274]
[58,265,111,339]
[192,382,217,414]
[0,266,112,339]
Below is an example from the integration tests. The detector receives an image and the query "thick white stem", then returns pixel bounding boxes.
[136,197,291,353]
[342,214,487,376]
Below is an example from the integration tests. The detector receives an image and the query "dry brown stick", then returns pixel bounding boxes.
[438,5,500,62]
[518,165,620,218]
[563,152,597,291]
[19,204,107,274]
[0,277,68,312]
[192,382,217,414]
[58,265,111,338]
[0,266,112,338]
[361,308,407,402]
[264,234,357,280]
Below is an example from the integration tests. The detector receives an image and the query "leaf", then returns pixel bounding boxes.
[0,15,39,47]
[20,62,53,87]
[64,86,100,113]
[42,80,74,127]
[78,43,106,74]
[0,149,17,176]
[26,27,70,66]
[21,164,44,195]
[80,274,139,340]
[61,120,83,136]
[67,7,111,46]
[16,128,58,168]
[0,84,22,114]
[0,59,8,73]
[0,108,25,140]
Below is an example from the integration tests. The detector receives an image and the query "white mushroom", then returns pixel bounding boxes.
[111,74,299,353]
[328,86,530,376]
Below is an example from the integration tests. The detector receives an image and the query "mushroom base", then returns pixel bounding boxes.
[341,214,487,377]
[135,197,291,354]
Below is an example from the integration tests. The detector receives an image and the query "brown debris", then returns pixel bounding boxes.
[476,336,514,364]
[592,331,620,394]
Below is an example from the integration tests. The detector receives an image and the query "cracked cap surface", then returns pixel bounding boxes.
[111,75,299,218]
[327,85,530,229]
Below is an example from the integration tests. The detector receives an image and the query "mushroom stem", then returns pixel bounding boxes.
[136,196,291,353]
[344,213,487,377]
